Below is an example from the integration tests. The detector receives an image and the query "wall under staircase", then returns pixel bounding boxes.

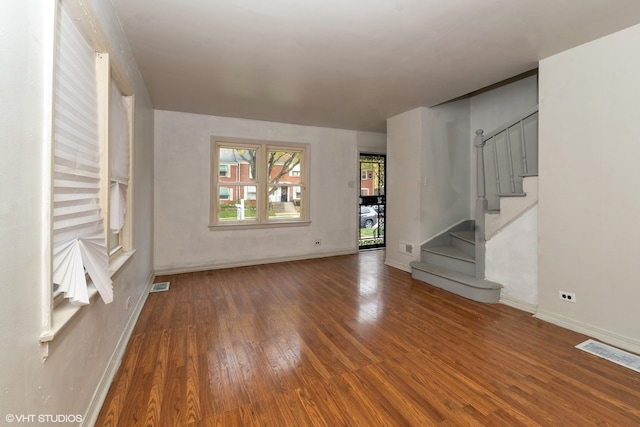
[411,107,538,305]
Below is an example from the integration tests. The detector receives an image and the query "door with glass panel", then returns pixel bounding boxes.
[358,153,386,250]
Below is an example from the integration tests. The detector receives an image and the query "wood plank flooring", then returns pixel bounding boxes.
[96,251,640,426]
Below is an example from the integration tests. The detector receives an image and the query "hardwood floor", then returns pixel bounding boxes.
[96,251,640,426]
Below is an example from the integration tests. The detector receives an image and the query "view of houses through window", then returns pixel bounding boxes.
[211,140,308,227]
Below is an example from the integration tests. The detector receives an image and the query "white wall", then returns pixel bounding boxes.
[421,101,471,240]
[386,108,426,270]
[386,101,470,271]
[154,110,386,273]
[357,130,387,154]
[537,23,640,353]
[486,206,539,311]
[0,0,155,422]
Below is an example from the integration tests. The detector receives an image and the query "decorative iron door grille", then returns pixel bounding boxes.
[359,154,385,250]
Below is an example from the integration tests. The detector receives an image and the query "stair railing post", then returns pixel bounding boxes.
[519,119,529,175]
[474,129,487,279]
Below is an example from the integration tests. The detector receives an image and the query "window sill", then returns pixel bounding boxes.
[209,220,310,231]
[39,249,136,358]
[110,248,136,276]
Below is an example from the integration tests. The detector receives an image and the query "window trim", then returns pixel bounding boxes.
[209,137,310,230]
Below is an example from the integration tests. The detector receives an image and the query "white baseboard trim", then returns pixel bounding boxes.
[154,249,358,276]
[499,293,538,314]
[534,309,640,355]
[384,258,411,273]
[82,273,156,427]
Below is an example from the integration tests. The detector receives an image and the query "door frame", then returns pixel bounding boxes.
[358,152,386,250]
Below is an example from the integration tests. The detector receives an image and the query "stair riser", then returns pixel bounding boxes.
[450,236,475,258]
[423,252,475,276]
[411,269,501,303]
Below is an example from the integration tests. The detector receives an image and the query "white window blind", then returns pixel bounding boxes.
[109,79,130,234]
[52,2,112,306]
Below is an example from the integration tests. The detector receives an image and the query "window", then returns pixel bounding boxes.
[361,170,368,180]
[219,187,232,200]
[108,79,133,258]
[210,139,309,228]
[52,1,112,306]
[219,164,230,177]
[246,185,257,200]
[50,0,133,307]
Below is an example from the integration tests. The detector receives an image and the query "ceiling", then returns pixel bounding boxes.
[111,0,640,133]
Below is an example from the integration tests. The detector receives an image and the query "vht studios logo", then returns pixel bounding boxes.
[5,414,83,423]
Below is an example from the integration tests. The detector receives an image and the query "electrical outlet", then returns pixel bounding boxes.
[314,239,321,246]
[559,291,576,303]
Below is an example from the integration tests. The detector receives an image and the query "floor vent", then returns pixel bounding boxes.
[150,281,170,293]
[576,339,640,373]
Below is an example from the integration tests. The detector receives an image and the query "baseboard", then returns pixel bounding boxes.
[534,309,640,355]
[154,249,358,276]
[82,273,156,427]
[384,258,412,273]
[499,293,538,314]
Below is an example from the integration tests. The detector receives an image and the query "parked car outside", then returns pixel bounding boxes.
[371,204,384,216]
[359,206,378,228]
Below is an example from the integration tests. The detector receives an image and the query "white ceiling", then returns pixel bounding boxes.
[112,0,640,133]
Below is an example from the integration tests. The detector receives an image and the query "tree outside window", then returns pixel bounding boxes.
[210,139,309,228]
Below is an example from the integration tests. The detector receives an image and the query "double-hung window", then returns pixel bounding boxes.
[210,139,309,228]
[50,0,133,308]
[108,79,132,258]
[52,1,111,306]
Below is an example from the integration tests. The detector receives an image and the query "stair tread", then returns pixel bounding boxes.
[497,192,527,197]
[424,245,474,263]
[450,230,475,245]
[409,262,502,290]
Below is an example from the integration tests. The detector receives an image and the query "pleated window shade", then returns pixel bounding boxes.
[52,2,112,306]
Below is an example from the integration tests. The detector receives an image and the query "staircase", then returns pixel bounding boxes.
[410,106,538,304]
[410,220,502,303]
[271,201,297,215]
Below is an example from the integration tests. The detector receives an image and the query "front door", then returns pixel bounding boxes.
[358,153,385,250]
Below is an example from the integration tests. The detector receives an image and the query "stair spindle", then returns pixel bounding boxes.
[520,119,529,175]
[506,126,517,193]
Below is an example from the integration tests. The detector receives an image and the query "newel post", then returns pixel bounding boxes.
[474,129,487,279]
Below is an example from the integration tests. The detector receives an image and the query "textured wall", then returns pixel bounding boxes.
[154,110,386,273]
[537,23,640,353]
